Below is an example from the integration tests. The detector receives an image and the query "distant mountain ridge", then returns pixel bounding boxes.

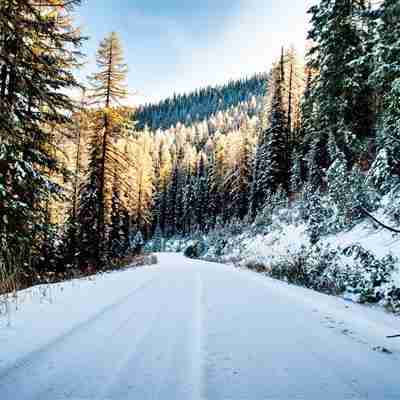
[135,73,268,130]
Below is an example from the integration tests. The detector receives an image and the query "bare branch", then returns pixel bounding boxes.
[360,207,400,234]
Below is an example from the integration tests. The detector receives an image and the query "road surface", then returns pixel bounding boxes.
[1,253,400,399]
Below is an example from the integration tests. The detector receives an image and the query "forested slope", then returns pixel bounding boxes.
[135,73,267,130]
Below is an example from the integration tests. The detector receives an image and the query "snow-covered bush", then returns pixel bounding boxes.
[304,190,333,243]
[383,185,400,225]
[326,157,379,233]
[267,243,398,305]
[254,203,273,232]
[342,244,397,305]
[183,238,207,259]
[253,189,291,234]
[269,246,315,288]
[368,149,393,194]
[145,225,164,253]
[130,231,145,255]
[226,217,246,236]
[381,286,400,314]
[267,245,343,294]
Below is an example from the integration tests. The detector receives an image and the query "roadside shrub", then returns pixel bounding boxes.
[184,239,207,259]
[269,249,310,287]
[342,244,397,304]
[267,243,399,304]
[145,254,158,266]
[243,259,267,272]
[382,286,400,313]
[184,244,199,258]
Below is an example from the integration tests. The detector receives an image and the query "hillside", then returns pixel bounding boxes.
[135,73,268,130]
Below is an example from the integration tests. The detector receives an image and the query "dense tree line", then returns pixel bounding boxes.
[145,47,304,237]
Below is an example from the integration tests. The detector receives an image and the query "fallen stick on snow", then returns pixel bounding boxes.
[360,207,400,234]
[386,334,400,338]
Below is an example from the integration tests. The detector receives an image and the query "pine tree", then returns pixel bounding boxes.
[376,81,400,184]
[193,153,209,231]
[262,55,288,194]
[290,150,302,194]
[326,152,351,229]
[89,32,128,108]
[131,134,155,235]
[249,139,265,218]
[109,174,129,259]
[228,132,254,219]
[282,46,305,149]
[154,138,173,235]
[182,168,196,235]
[165,161,180,236]
[307,189,325,245]
[371,0,400,96]
[132,230,144,255]
[152,138,164,230]
[151,224,163,252]
[305,0,375,181]
[77,138,103,268]
[249,89,270,218]
[174,150,186,234]
[371,0,400,186]
[0,0,84,275]
[299,66,317,185]
[71,91,90,223]
[208,137,227,226]
[63,90,89,268]
[85,32,129,265]
[251,51,291,217]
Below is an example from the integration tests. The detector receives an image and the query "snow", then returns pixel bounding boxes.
[326,220,400,286]
[239,223,310,264]
[216,214,400,299]
[1,253,400,399]
[327,219,400,259]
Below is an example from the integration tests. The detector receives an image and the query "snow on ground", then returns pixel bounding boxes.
[328,221,400,260]
[226,217,400,288]
[1,253,400,399]
[326,221,400,286]
[237,223,310,265]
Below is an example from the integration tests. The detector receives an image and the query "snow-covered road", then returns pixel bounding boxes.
[1,253,400,399]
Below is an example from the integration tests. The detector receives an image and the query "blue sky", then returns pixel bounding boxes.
[76,0,314,104]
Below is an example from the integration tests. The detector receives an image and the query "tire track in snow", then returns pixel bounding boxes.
[34,274,168,400]
[97,296,166,398]
[0,272,161,388]
[192,271,204,400]
[99,270,205,400]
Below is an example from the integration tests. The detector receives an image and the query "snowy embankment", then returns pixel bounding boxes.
[1,253,400,399]
[240,219,400,285]
[165,210,400,312]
